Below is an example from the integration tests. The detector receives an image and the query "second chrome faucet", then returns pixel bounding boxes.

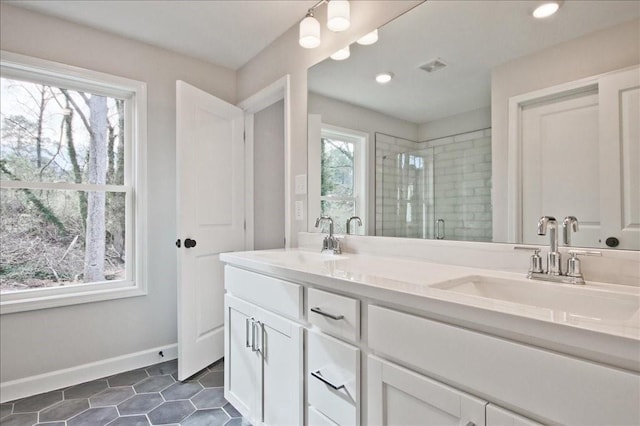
[315,216,342,254]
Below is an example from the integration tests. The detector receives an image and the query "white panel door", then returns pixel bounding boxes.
[368,356,486,426]
[521,90,601,247]
[599,67,640,250]
[177,80,245,380]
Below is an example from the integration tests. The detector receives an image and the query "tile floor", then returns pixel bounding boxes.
[0,359,249,426]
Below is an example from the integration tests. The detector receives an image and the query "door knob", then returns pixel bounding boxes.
[184,238,197,248]
[605,237,619,248]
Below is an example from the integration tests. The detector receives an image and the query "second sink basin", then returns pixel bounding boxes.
[430,275,640,323]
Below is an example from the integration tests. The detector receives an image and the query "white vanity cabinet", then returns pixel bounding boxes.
[224,267,304,426]
[368,356,486,426]
[368,304,639,425]
[221,252,640,426]
[367,356,543,426]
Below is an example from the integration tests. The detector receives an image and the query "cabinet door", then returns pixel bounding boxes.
[368,356,486,426]
[224,295,259,421]
[259,306,304,426]
[486,404,542,426]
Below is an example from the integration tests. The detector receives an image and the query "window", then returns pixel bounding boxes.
[0,51,147,313]
[319,126,367,234]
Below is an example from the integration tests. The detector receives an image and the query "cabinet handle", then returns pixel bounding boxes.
[255,321,263,355]
[465,422,475,426]
[310,307,344,320]
[311,370,346,390]
[250,318,257,352]
[245,317,251,348]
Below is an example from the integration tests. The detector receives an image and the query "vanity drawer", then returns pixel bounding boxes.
[224,266,302,320]
[308,330,360,425]
[368,305,640,425]
[308,288,360,341]
[309,406,339,426]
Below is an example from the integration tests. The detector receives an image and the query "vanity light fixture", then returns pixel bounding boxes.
[357,29,379,45]
[533,2,560,18]
[327,0,351,32]
[330,46,351,60]
[375,72,394,84]
[299,9,321,49]
[299,0,352,48]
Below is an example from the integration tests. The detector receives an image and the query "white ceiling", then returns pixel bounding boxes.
[308,0,640,124]
[6,0,317,70]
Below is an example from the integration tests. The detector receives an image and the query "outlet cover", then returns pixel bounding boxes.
[295,201,304,220]
[295,174,307,195]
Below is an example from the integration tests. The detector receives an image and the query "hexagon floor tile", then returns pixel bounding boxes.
[2,359,249,426]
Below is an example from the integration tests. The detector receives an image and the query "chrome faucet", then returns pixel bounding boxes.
[537,216,561,275]
[315,216,341,254]
[346,216,362,235]
[516,215,598,285]
[562,216,579,245]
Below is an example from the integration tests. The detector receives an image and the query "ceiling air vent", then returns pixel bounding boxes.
[419,58,447,73]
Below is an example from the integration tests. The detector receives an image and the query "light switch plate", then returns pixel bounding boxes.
[295,174,307,195]
[295,201,304,220]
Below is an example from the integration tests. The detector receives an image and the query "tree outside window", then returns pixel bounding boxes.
[320,128,366,235]
[1,77,127,292]
[0,53,146,313]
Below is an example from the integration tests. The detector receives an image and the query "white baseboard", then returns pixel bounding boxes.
[0,343,178,403]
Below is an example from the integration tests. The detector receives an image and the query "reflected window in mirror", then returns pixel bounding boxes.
[319,126,367,234]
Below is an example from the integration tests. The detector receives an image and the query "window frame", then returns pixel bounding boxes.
[0,51,148,314]
[318,124,368,234]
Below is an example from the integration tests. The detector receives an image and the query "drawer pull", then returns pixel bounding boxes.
[311,307,344,320]
[465,422,475,426]
[311,370,346,390]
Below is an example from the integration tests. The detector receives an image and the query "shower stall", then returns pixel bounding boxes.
[377,129,493,242]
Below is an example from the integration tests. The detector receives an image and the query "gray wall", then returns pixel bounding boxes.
[0,4,236,385]
[254,100,285,250]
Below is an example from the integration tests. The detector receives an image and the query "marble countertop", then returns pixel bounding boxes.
[220,248,640,372]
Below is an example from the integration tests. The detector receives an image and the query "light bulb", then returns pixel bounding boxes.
[327,0,350,32]
[299,13,321,48]
[375,72,394,84]
[330,46,350,61]
[357,29,378,46]
[533,2,560,18]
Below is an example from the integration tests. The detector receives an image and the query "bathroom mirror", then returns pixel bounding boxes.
[307,0,640,250]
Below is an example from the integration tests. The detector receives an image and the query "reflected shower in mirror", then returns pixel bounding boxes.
[307,0,640,249]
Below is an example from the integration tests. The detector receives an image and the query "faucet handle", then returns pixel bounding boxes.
[514,246,543,273]
[567,249,602,257]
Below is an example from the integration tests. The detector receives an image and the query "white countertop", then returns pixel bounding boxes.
[220,248,640,372]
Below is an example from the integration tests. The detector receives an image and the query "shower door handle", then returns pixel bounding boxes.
[436,218,445,240]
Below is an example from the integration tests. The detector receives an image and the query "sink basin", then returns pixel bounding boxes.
[430,275,640,322]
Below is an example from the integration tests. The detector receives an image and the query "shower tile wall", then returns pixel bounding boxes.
[375,129,492,242]
[375,133,419,237]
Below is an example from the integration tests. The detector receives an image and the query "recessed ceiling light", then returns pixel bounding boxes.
[375,72,394,84]
[533,2,560,19]
[357,29,379,46]
[331,46,350,61]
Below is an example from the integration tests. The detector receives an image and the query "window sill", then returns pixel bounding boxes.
[0,281,147,314]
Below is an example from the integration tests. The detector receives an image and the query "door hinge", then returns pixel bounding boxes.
[243,131,246,142]
[243,220,246,231]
